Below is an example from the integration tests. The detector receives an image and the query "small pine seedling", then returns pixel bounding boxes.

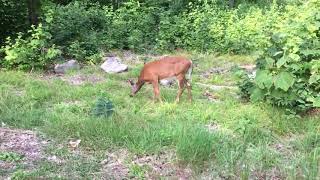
[92,97,114,118]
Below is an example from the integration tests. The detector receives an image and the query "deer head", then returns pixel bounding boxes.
[127,79,144,97]
[127,79,137,97]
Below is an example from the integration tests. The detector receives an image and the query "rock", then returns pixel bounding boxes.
[239,64,256,73]
[160,77,176,86]
[100,56,128,73]
[54,60,80,74]
[248,70,256,79]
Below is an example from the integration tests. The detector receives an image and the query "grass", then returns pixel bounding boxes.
[0,51,319,179]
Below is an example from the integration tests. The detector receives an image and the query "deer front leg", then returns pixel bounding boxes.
[152,80,162,103]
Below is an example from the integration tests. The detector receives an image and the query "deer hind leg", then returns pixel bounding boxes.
[175,75,186,103]
[152,80,162,103]
[185,79,192,102]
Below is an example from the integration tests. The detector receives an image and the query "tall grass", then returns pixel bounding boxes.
[0,53,319,178]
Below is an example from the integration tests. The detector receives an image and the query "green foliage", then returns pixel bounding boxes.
[38,0,294,58]
[1,24,61,71]
[235,68,255,100]
[1,52,320,178]
[239,0,320,113]
[0,0,29,44]
[109,1,158,51]
[44,1,110,60]
[91,96,114,118]
[2,0,307,68]
[0,152,23,162]
[176,125,214,164]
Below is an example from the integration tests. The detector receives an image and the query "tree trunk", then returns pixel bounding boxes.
[27,0,40,25]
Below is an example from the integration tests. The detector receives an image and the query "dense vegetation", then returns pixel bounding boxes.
[0,0,319,178]
[1,0,319,112]
[1,53,319,179]
[0,0,309,62]
[239,0,320,114]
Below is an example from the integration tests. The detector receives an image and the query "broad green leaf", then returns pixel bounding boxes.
[265,57,275,68]
[289,53,300,62]
[276,56,287,68]
[274,72,295,91]
[250,88,265,102]
[312,97,320,107]
[301,49,320,56]
[289,64,301,71]
[255,70,273,89]
[309,74,320,84]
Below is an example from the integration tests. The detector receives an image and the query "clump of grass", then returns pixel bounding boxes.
[176,125,214,165]
[0,152,24,162]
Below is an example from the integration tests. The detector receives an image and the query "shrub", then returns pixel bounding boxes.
[1,24,61,71]
[110,1,159,51]
[238,0,320,113]
[44,1,111,60]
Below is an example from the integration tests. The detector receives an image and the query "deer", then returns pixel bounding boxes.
[128,56,193,103]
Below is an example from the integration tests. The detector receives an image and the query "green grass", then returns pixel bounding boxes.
[0,52,319,179]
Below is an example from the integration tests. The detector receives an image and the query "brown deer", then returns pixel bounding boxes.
[128,56,193,103]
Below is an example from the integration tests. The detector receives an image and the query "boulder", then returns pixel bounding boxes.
[100,56,128,73]
[54,60,80,74]
[160,77,176,86]
[239,64,256,73]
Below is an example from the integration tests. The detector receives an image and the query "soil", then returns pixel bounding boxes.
[0,128,46,177]
[101,148,193,179]
[0,127,195,179]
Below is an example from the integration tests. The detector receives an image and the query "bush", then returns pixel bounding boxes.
[44,1,111,60]
[110,1,159,51]
[238,0,320,113]
[1,0,311,70]
[1,24,61,71]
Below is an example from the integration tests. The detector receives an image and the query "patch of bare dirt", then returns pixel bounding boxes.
[0,128,47,176]
[101,149,193,179]
[37,72,104,86]
[203,90,220,103]
[60,74,104,86]
[0,128,43,161]
[101,149,130,179]
[251,167,284,180]
[304,108,320,117]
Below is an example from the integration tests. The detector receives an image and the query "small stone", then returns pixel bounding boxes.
[239,64,256,72]
[160,78,176,86]
[54,60,80,74]
[100,56,128,73]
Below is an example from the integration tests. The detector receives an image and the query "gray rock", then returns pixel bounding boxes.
[160,77,176,86]
[239,64,256,73]
[248,70,257,79]
[100,56,128,73]
[54,60,80,74]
